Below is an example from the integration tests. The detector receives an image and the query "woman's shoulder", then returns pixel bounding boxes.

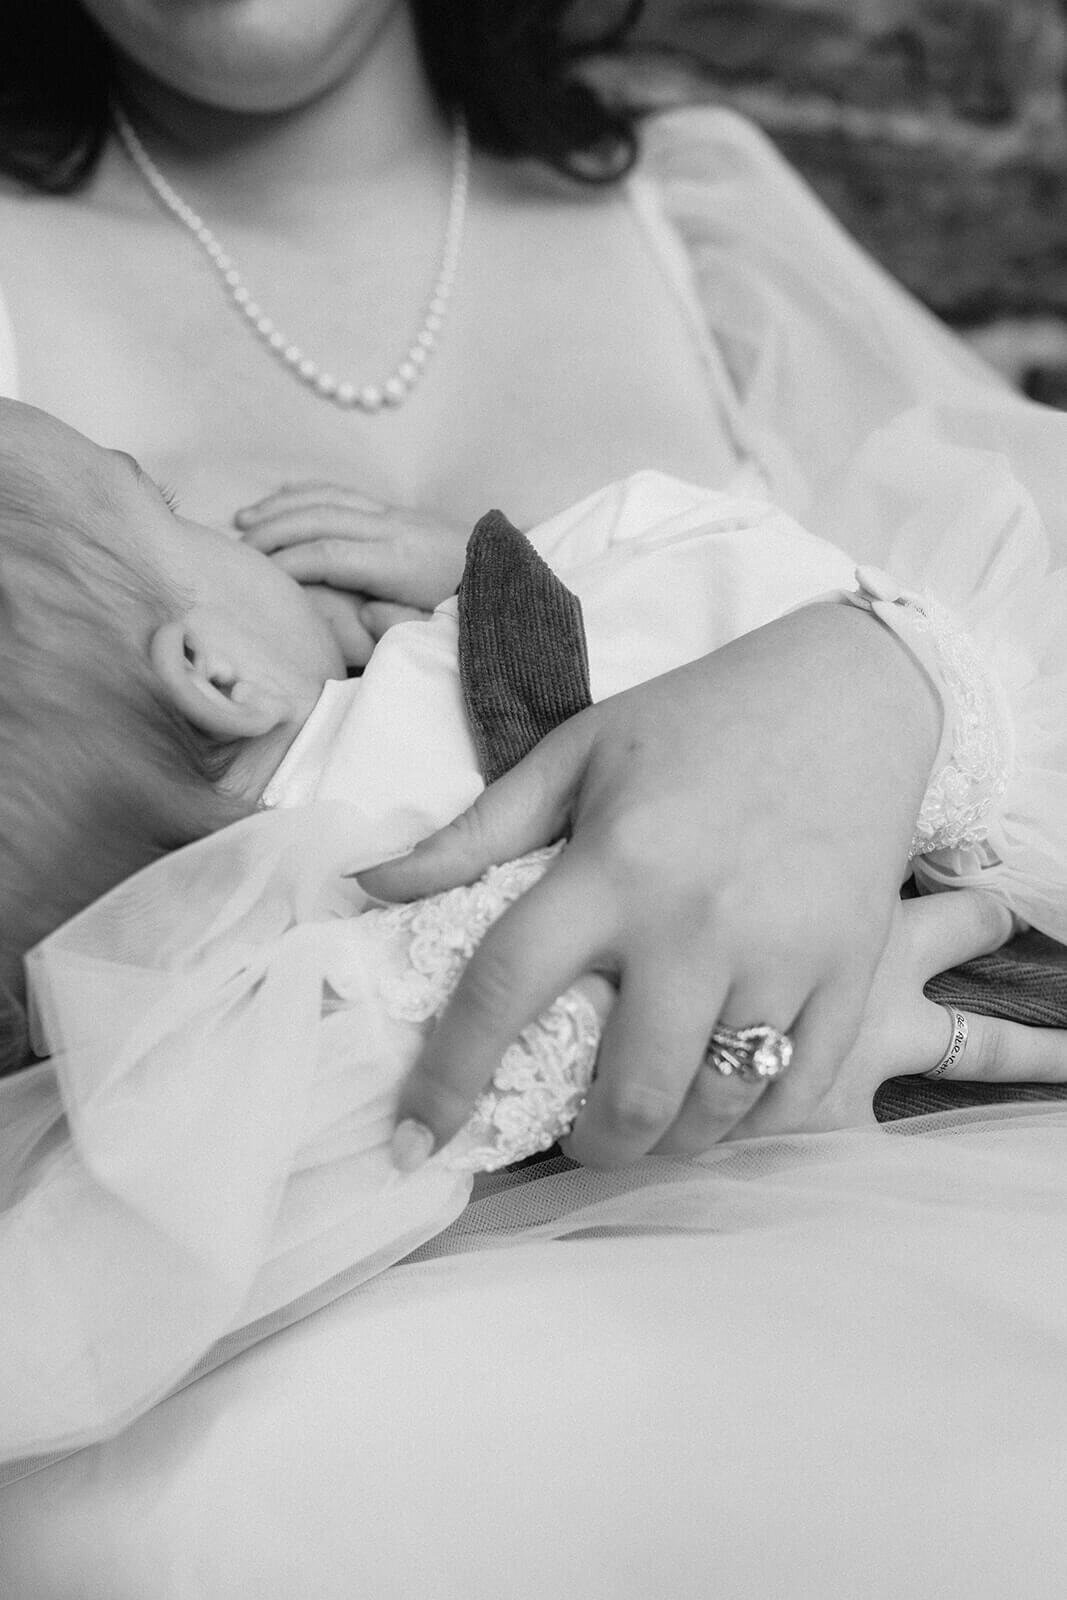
[629,101,873,321]
[635,102,791,191]
[632,101,853,269]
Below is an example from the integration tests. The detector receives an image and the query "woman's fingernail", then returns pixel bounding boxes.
[391,1119,435,1172]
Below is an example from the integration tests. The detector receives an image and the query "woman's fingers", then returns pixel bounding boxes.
[564,960,728,1168]
[932,1007,1067,1083]
[902,889,1013,979]
[651,972,805,1153]
[360,715,594,902]
[650,1042,770,1154]
[729,978,871,1138]
[392,855,612,1165]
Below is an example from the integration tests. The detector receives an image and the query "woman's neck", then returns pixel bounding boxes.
[110,7,445,217]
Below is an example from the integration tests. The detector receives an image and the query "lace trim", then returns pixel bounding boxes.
[906,596,1011,855]
[443,989,600,1172]
[369,844,601,1172]
[848,568,1012,859]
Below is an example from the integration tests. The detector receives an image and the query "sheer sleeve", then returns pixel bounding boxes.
[643,107,1067,939]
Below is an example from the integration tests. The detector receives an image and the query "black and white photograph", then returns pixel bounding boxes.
[1,3,1067,1595]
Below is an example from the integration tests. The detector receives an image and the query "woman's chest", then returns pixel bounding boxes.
[0,178,738,529]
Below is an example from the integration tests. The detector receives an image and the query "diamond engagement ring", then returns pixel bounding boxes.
[705,1023,794,1083]
[924,1004,969,1080]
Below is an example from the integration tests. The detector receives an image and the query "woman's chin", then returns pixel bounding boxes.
[89,0,401,117]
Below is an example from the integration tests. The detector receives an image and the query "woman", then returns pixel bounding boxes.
[3,4,1067,1594]
[3,0,1066,1155]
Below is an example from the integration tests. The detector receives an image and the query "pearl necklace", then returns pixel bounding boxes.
[112,104,470,413]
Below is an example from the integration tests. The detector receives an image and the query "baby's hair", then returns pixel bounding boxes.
[0,470,246,1075]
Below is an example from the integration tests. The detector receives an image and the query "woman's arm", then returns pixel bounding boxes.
[364,600,941,1166]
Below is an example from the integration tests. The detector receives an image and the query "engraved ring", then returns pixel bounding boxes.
[924,1004,969,1080]
[705,1023,794,1084]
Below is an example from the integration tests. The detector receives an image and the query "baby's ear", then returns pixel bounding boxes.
[149,619,287,740]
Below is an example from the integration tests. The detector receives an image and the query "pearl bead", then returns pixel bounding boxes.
[114,105,469,417]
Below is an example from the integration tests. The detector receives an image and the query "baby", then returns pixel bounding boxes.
[0,398,869,1073]
[0,396,1040,1465]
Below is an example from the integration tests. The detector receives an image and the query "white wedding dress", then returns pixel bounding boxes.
[3,107,1067,1599]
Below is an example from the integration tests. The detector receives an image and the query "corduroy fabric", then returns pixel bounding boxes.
[455,524,1067,1117]
[457,510,591,785]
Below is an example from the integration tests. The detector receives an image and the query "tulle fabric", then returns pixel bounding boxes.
[3,1104,1067,1597]
[640,107,1067,939]
[3,805,609,1470]
[1,807,477,1466]
[6,798,1067,1491]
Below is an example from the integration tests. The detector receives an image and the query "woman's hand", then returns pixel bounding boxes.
[235,483,471,668]
[361,602,945,1169]
[722,889,1067,1140]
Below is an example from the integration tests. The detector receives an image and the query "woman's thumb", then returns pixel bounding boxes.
[357,717,590,902]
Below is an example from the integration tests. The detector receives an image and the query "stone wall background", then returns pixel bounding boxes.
[575,0,1067,403]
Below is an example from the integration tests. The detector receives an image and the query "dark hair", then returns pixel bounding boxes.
[0,1,644,194]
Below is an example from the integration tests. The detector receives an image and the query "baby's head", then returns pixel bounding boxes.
[0,401,345,1071]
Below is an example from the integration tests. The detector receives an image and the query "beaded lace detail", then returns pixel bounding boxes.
[442,993,600,1172]
[906,595,1011,856]
[849,570,1012,860]
[369,844,601,1172]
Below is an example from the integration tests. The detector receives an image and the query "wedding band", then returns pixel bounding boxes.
[705,1023,794,1083]
[924,1004,969,1080]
